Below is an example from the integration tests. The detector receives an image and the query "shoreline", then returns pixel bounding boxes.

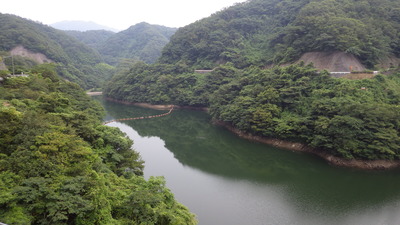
[213,120,400,170]
[103,97,400,170]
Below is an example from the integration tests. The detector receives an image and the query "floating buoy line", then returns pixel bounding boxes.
[103,106,174,125]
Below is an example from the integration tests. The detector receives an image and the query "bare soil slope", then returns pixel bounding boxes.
[10,45,53,64]
[297,51,366,72]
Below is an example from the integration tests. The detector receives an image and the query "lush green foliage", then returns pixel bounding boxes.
[160,0,400,68]
[0,13,114,89]
[97,22,177,65]
[105,61,400,160]
[104,62,243,107]
[104,0,400,161]
[0,65,196,224]
[65,30,115,50]
[64,23,176,67]
[274,0,400,67]
[209,64,400,160]
[104,62,202,105]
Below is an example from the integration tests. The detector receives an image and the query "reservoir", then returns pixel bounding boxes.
[99,98,400,225]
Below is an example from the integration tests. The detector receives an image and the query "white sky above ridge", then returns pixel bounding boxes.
[1,0,247,30]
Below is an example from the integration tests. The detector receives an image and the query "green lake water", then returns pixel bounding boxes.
[99,98,400,225]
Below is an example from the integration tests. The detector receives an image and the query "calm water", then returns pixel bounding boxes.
[98,98,400,225]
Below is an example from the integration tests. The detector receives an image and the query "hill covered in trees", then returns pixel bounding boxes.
[0,13,113,89]
[159,0,400,69]
[65,30,116,50]
[0,14,177,89]
[105,61,400,161]
[96,22,177,65]
[0,65,196,224]
[64,22,177,65]
[105,0,400,162]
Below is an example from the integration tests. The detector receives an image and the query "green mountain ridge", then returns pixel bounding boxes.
[64,30,116,50]
[64,22,177,65]
[0,13,197,225]
[159,0,400,69]
[0,14,179,90]
[0,13,110,89]
[105,0,400,162]
[97,22,177,65]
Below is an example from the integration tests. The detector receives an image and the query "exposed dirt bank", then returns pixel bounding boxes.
[213,120,400,170]
[297,51,366,72]
[10,45,53,64]
[297,51,400,72]
[2,101,11,107]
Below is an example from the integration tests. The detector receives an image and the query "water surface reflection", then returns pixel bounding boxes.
[101,98,400,225]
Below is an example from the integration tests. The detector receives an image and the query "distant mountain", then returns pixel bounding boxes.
[51,20,119,32]
[65,30,115,49]
[97,22,177,64]
[63,22,177,65]
[0,13,112,89]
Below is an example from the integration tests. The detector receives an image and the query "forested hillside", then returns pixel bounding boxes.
[160,0,400,69]
[105,62,400,160]
[105,0,400,161]
[0,13,113,89]
[0,65,196,224]
[97,22,177,65]
[65,30,115,49]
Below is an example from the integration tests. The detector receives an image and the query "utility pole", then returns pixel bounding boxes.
[11,55,14,75]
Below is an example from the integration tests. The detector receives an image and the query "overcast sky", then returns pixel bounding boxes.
[1,0,247,30]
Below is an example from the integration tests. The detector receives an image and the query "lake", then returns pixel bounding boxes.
[98,98,400,225]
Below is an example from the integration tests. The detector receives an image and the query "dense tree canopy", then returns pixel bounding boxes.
[0,13,114,89]
[105,0,400,161]
[0,65,196,224]
[97,22,177,65]
[65,30,115,50]
[209,64,400,160]
[105,61,400,160]
[159,0,400,68]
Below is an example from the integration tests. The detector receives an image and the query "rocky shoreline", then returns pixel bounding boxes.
[103,97,400,170]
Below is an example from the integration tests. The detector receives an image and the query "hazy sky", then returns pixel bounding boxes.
[1,0,247,30]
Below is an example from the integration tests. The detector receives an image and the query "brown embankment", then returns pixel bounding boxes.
[297,51,366,72]
[11,45,54,64]
[213,120,400,170]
